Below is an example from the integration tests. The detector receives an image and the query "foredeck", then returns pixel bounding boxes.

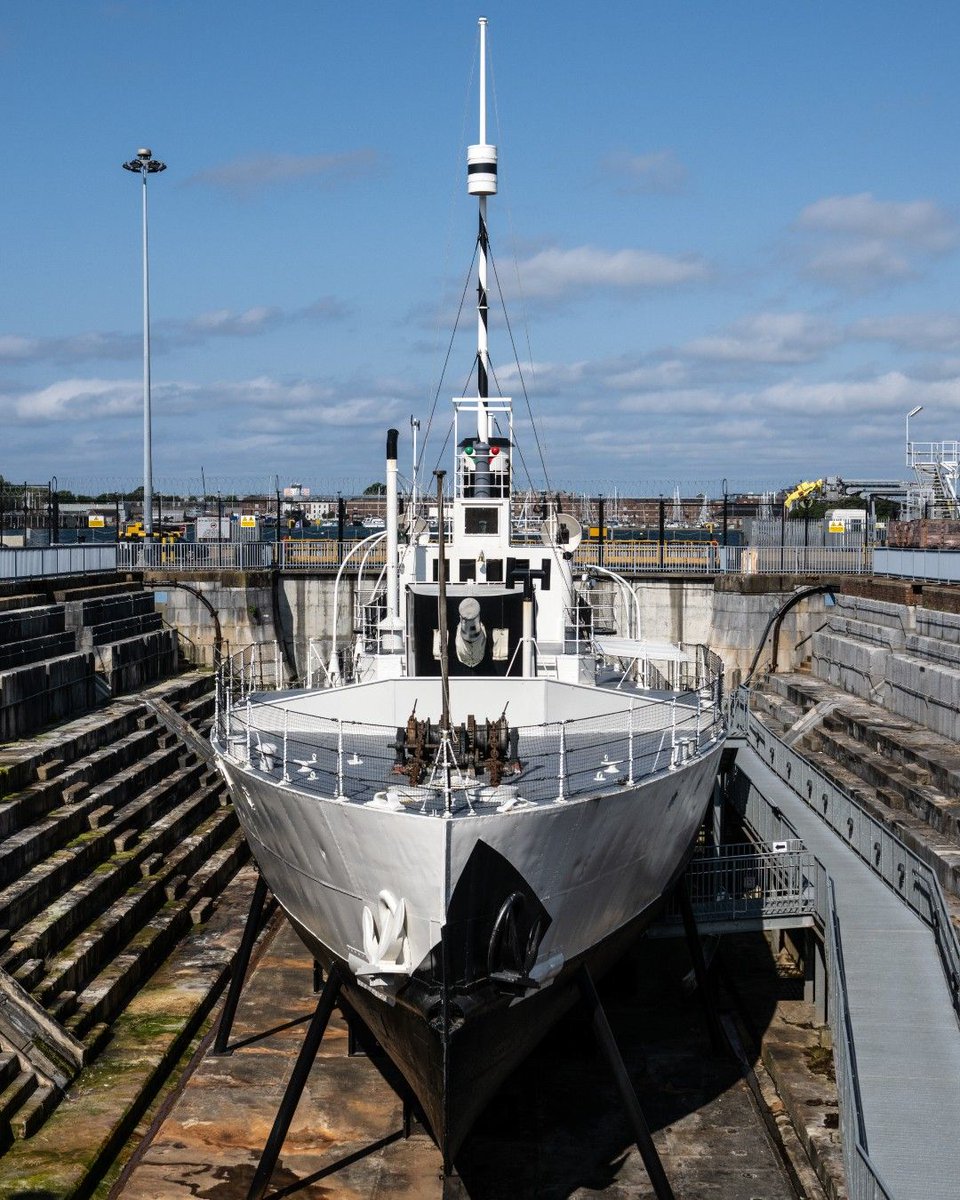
[216,683,724,814]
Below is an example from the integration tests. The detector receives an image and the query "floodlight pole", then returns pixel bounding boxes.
[122,148,166,542]
[905,405,923,470]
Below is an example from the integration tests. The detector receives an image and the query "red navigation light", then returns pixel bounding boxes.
[489,445,500,456]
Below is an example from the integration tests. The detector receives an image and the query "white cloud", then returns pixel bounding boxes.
[515,245,709,301]
[796,193,957,251]
[793,193,958,291]
[851,313,960,354]
[5,378,141,421]
[684,312,839,364]
[185,150,379,194]
[750,370,960,416]
[603,150,688,195]
[0,299,347,369]
[805,239,914,288]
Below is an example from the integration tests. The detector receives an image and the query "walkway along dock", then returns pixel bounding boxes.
[729,689,960,1199]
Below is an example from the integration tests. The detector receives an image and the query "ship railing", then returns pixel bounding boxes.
[215,675,725,810]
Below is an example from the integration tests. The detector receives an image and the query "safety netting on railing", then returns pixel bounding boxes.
[214,677,724,813]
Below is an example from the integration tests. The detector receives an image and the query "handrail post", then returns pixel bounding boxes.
[246,698,252,763]
[337,719,345,798]
[282,710,290,783]
[627,701,635,786]
[557,722,567,801]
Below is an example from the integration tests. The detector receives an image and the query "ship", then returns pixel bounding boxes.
[211,17,726,1169]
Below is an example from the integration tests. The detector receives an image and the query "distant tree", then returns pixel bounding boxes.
[363,482,387,496]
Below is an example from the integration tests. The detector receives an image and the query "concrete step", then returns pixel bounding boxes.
[3,781,225,974]
[11,1079,57,1139]
[0,758,208,933]
[52,581,143,604]
[807,723,960,845]
[0,699,155,800]
[0,593,45,613]
[68,826,247,1037]
[34,786,232,1005]
[0,742,185,887]
[0,1050,20,1091]
[85,612,163,649]
[765,672,960,798]
[177,692,215,729]
[0,631,76,671]
[0,1069,38,1131]
[802,744,960,899]
[149,670,216,711]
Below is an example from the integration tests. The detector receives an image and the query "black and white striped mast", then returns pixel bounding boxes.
[468,16,497,497]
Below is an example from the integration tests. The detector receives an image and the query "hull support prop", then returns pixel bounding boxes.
[246,962,345,1200]
[678,881,726,1055]
[575,964,677,1200]
[212,872,270,1056]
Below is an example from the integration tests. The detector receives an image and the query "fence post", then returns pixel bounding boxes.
[246,698,252,764]
[337,719,345,798]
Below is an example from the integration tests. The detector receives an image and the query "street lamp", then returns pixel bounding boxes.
[906,405,923,468]
[122,148,166,542]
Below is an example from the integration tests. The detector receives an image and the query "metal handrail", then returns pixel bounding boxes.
[112,538,884,577]
[733,686,960,1199]
[732,688,960,1023]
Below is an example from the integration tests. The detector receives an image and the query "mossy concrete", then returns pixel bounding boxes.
[0,866,261,1199]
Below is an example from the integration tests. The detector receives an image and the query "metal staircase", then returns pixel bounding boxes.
[908,440,960,518]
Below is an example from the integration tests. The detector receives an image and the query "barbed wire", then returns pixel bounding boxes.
[0,471,799,501]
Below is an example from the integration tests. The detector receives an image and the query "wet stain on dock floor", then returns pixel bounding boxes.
[118,918,796,1199]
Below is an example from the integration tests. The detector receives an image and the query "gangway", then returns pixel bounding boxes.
[729,692,960,1200]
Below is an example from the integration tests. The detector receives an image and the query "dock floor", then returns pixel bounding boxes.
[117,918,799,1200]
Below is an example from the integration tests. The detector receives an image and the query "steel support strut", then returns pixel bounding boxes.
[246,963,344,1200]
[575,965,676,1200]
[213,872,269,1056]
[678,882,726,1054]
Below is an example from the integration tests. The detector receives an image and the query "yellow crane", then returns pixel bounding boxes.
[783,479,824,511]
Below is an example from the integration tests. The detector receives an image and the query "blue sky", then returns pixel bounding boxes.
[2,1,959,498]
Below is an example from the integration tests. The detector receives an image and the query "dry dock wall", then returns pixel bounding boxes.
[148,570,825,684]
[812,589,960,740]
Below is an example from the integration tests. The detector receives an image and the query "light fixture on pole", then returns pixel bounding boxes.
[122,148,166,542]
[906,405,923,468]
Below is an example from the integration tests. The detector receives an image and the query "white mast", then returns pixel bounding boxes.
[467,16,497,489]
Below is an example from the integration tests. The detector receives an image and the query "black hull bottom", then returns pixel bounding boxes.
[284,840,697,1166]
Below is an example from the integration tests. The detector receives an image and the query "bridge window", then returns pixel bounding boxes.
[465,507,499,535]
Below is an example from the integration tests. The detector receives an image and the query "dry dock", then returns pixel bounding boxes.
[115,917,805,1200]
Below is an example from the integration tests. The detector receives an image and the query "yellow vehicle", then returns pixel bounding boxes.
[121,521,183,541]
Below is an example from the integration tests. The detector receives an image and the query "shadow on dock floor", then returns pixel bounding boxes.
[117,919,793,1200]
